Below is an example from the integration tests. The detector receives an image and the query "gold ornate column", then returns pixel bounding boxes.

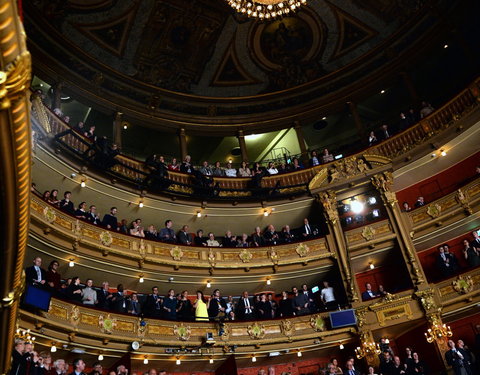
[113,111,123,148]
[237,129,248,162]
[317,190,359,302]
[293,120,309,165]
[179,127,187,160]
[371,171,428,289]
[0,0,31,373]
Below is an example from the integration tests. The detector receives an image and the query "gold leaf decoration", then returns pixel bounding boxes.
[239,249,253,263]
[43,206,56,224]
[361,226,376,241]
[310,314,326,332]
[99,314,117,334]
[247,322,265,339]
[99,231,113,247]
[452,275,473,294]
[426,203,441,218]
[170,246,184,261]
[173,323,191,341]
[295,243,310,257]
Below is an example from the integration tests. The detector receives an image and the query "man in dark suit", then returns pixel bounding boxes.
[178,225,193,245]
[361,283,379,301]
[25,256,47,286]
[378,124,391,141]
[102,207,118,230]
[208,289,227,321]
[345,360,360,375]
[301,218,318,238]
[180,155,194,174]
[301,284,317,313]
[86,205,100,225]
[263,225,280,245]
[236,291,254,321]
[69,358,86,375]
[445,339,472,375]
[159,220,176,243]
[222,231,237,248]
[143,286,163,318]
[97,281,113,310]
[110,284,127,313]
[128,293,141,316]
[470,231,480,251]
[59,191,75,214]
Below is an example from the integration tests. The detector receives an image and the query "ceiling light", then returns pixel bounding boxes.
[339,343,344,350]
[98,354,104,361]
[440,150,447,156]
[444,44,448,49]
[68,260,75,267]
[322,116,327,120]
[207,281,211,288]
[51,345,57,353]
[123,124,128,130]
[351,200,364,214]
[380,90,386,94]
[251,355,257,362]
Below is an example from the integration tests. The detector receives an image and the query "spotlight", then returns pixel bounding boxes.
[440,150,447,157]
[51,345,57,353]
[69,260,75,267]
[351,200,364,214]
[98,354,104,361]
[251,355,257,362]
[368,197,377,205]
[339,343,344,350]
[206,281,211,288]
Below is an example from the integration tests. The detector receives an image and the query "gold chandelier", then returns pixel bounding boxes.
[355,341,381,359]
[424,322,452,343]
[226,0,308,19]
[15,328,36,343]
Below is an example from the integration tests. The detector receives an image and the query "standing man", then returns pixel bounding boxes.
[69,359,86,375]
[25,256,47,286]
[445,339,472,375]
[320,281,337,310]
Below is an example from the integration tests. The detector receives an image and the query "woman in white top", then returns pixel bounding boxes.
[238,161,251,177]
[130,220,145,237]
[225,162,237,177]
[267,162,278,175]
[322,148,334,163]
[206,232,221,247]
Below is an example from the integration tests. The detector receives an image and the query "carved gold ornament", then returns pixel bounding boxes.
[221,324,231,340]
[269,247,279,265]
[355,308,368,328]
[416,290,437,312]
[239,249,253,263]
[208,249,216,267]
[173,323,191,341]
[137,318,147,337]
[43,206,56,223]
[426,203,441,218]
[318,190,339,224]
[280,319,295,339]
[361,226,376,241]
[69,305,80,325]
[170,246,184,261]
[310,314,326,332]
[247,322,266,339]
[455,189,472,215]
[99,231,113,246]
[1,51,31,109]
[452,275,474,294]
[99,314,116,334]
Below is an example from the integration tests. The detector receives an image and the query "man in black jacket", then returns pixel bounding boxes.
[111,284,127,313]
[59,191,74,214]
[68,358,86,375]
[102,207,118,230]
[236,291,254,321]
[178,225,193,246]
[97,281,113,310]
[25,257,47,287]
[9,339,26,375]
[445,339,473,375]
[143,286,163,318]
[208,289,227,321]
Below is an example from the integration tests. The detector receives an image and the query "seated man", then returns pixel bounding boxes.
[178,225,193,245]
[86,205,101,225]
[159,219,176,243]
[414,196,425,207]
[263,224,280,246]
[180,155,194,174]
[280,225,296,243]
[223,230,237,248]
[362,283,378,301]
[225,162,237,177]
[301,218,318,238]
[200,161,212,176]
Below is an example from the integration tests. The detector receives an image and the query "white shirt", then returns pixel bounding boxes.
[34,266,42,282]
[267,168,278,175]
[321,287,335,303]
[225,168,237,177]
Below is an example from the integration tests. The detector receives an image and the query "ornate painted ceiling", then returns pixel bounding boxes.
[27,0,427,97]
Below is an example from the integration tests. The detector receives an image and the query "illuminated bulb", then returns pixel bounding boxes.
[123,125,128,130]
[139,202,144,208]
[339,344,344,350]
[69,260,75,267]
[369,263,375,270]
[440,150,447,156]
[176,359,181,365]
[51,345,57,353]
[351,200,364,214]
[139,277,144,283]
[263,210,269,217]
[385,338,390,344]
[444,44,448,49]
[209,359,214,364]
[207,281,211,288]
[80,181,86,188]
[197,211,202,218]
[252,356,257,362]
[266,279,271,285]
[98,354,104,361]
[380,90,386,94]
[144,358,148,365]
[297,351,302,357]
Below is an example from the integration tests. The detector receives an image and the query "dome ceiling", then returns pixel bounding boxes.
[27,0,426,97]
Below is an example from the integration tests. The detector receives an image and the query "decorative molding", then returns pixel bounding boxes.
[173,323,191,341]
[99,313,116,334]
[247,322,266,340]
[170,246,184,261]
[239,249,253,263]
[452,275,474,294]
[295,243,310,257]
[426,203,442,219]
[310,314,326,332]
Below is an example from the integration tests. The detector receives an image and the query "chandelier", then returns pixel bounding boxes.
[355,341,381,359]
[226,0,308,19]
[15,328,36,343]
[424,322,452,343]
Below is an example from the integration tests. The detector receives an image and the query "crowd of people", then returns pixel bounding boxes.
[25,255,341,322]
[435,231,480,278]
[35,185,322,247]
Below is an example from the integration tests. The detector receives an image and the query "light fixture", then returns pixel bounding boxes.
[251,355,257,362]
[322,116,327,120]
[297,351,302,357]
[69,259,75,267]
[440,150,447,157]
[266,278,271,285]
[209,358,214,364]
[369,263,375,270]
[51,345,57,353]
[385,338,390,344]
[139,275,144,283]
[196,211,202,218]
[143,357,149,365]
[424,315,452,343]
[431,153,437,158]
[206,281,211,288]
[227,0,307,19]
[98,354,104,361]
[139,201,144,208]
[444,44,448,49]
[355,341,381,359]
[263,209,269,217]
[123,124,128,130]
[380,90,386,94]
[351,199,364,214]
[80,180,86,188]
[176,358,181,365]
[368,197,377,205]
[339,343,344,350]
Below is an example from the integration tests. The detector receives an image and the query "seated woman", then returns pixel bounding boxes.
[193,290,209,322]
[330,358,343,374]
[225,162,237,177]
[238,161,252,177]
[168,157,180,171]
[129,220,145,237]
[42,190,50,201]
[66,276,83,303]
[266,162,278,175]
[207,232,221,247]
[75,202,88,220]
[322,148,334,163]
[194,229,208,246]
[237,233,250,247]
[252,226,265,247]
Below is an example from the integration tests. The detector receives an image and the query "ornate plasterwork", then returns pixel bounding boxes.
[455,188,472,215]
[170,246,184,261]
[426,203,442,219]
[247,322,266,339]
[310,314,326,332]
[99,230,113,246]
[318,190,339,224]
[361,226,376,241]
[239,249,253,263]
[452,275,474,294]
[173,323,191,341]
[280,319,295,339]
[99,314,117,334]
[295,243,310,257]
[43,206,56,223]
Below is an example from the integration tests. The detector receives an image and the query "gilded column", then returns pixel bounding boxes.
[113,111,123,148]
[0,0,32,372]
[237,129,248,162]
[293,121,309,165]
[178,127,187,160]
[371,172,428,288]
[317,190,359,302]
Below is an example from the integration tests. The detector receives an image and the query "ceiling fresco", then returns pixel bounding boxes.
[27,0,426,97]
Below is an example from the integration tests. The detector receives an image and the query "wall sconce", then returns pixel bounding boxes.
[196,211,202,218]
[266,278,271,285]
[263,209,269,217]
[98,354,104,361]
[143,356,148,364]
[440,150,447,157]
[369,263,375,270]
[206,280,211,288]
[176,357,181,365]
[209,358,214,364]
[68,259,75,267]
[139,275,144,283]
[80,179,86,188]
[138,201,144,208]
[251,355,257,362]
[297,350,302,357]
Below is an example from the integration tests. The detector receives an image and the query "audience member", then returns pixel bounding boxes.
[10,339,26,375]
[463,238,480,267]
[102,207,118,230]
[237,233,250,247]
[128,293,141,316]
[368,131,378,146]
[309,150,320,167]
[301,284,317,313]
[145,225,158,240]
[59,191,74,214]
[362,283,378,301]
[267,162,278,175]
[238,161,252,177]
[193,290,209,321]
[420,101,434,118]
[225,162,237,177]
[194,229,207,246]
[236,291,254,320]
[159,220,176,243]
[292,286,309,316]
[86,205,101,225]
[322,149,334,163]
[256,294,273,319]
[46,260,61,291]
[97,281,113,310]
[402,202,412,212]
[410,352,429,375]
[111,284,127,313]
[177,290,193,321]
[379,124,391,141]
[321,281,337,310]
[252,226,265,247]
[180,155,194,174]
[414,196,425,207]
[212,161,224,177]
[144,286,163,318]
[199,161,212,176]
[208,289,227,321]
[178,225,193,245]
[81,279,97,306]
[66,277,83,303]
[168,157,180,171]
[281,225,295,243]
[223,230,237,247]
[163,289,177,320]
[207,232,221,247]
[25,256,47,287]
[445,339,472,375]
[264,225,280,245]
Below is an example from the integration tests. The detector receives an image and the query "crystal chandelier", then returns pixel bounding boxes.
[424,322,452,343]
[355,341,381,359]
[227,0,308,19]
[15,328,36,343]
